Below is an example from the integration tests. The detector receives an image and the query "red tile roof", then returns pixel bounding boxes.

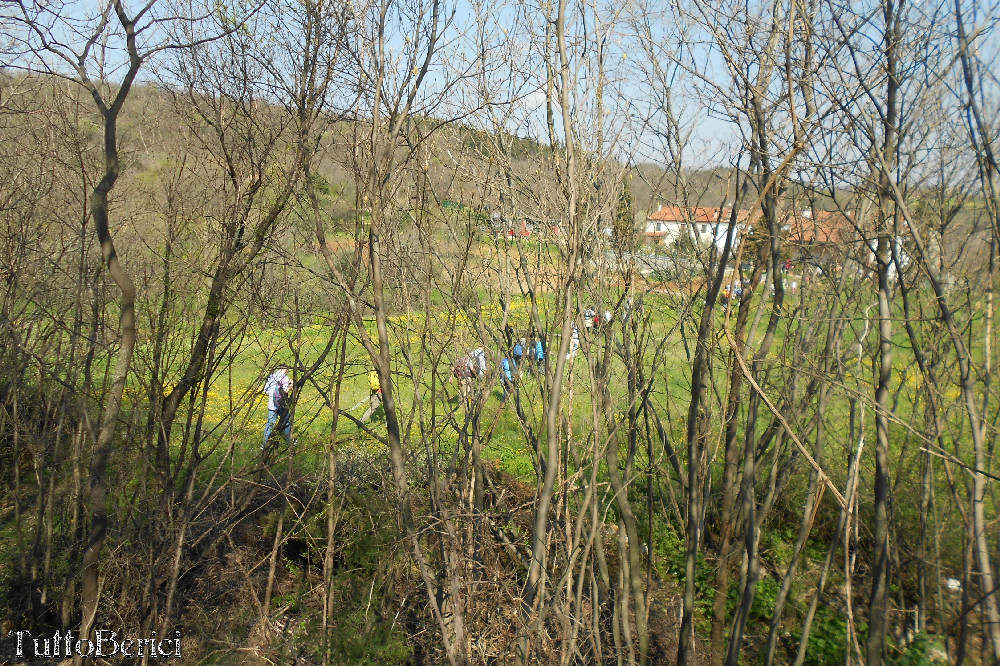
[647,205,852,243]
[648,206,730,223]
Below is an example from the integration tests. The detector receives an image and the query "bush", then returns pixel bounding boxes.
[892,632,949,665]
[795,609,849,666]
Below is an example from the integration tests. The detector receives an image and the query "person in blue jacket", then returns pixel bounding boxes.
[513,337,525,365]
[535,336,545,373]
[501,355,516,400]
[526,335,546,376]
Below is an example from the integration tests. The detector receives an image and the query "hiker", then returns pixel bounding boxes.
[451,353,476,405]
[501,354,516,400]
[622,298,634,323]
[566,323,580,360]
[513,337,526,367]
[526,335,545,376]
[470,347,487,378]
[361,369,382,423]
[262,366,293,451]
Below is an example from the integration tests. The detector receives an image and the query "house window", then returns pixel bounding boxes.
[700,224,708,234]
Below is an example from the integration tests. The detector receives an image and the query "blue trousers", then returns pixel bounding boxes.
[262,408,291,450]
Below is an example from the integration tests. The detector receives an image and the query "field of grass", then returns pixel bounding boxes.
[152,276,972,494]
[164,293,688,476]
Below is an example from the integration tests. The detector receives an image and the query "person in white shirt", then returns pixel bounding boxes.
[567,324,580,360]
[262,366,293,451]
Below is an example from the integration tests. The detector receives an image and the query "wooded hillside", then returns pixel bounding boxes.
[0,0,998,664]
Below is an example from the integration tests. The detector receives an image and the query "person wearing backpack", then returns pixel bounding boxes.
[500,354,517,401]
[513,337,525,368]
[451,353,475,405]
[470,347,487,378]
[262,366,293,451]
[361,369,383,423]
[566,323,580,360]
[533,335,546,375]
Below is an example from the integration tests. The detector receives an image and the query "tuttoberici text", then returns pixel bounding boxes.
[7,629,182,660]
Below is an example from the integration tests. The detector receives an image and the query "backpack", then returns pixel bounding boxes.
[273,383,289,411]
[453,356,472,379]
[266,370,290,411]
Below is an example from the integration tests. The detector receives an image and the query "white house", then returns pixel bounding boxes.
[644,205,746,252]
